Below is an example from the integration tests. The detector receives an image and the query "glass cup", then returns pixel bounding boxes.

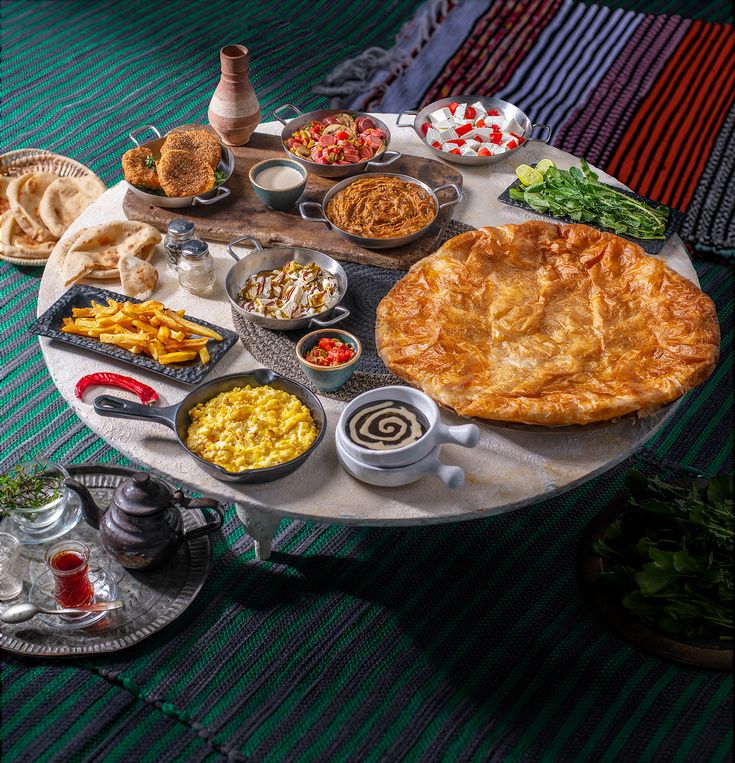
[0,532,23,600]
[5,460,70,534]
[45,540,95,608]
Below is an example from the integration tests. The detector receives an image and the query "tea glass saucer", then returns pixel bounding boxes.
[28,565,118,630]
[3,493,82,545]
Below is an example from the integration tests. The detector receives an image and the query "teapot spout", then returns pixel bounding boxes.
[64,478,102,529]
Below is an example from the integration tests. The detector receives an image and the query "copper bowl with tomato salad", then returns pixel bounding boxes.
[295,330,362,393]
[273,104,400,179]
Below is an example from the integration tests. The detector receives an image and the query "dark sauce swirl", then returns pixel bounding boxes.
[347,400,427,451]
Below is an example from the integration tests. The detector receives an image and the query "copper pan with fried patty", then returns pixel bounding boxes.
[124,125,233,209]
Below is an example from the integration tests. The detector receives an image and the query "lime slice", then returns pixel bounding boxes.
[535,159,556,175]
[516,164,544,186]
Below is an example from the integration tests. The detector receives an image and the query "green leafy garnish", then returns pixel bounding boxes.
[593,471,733,641]
[144,154,157,172]
[214,169,226,186]
[0,463,63,521]
[509,159,669,240]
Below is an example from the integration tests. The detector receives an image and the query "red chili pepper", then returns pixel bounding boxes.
[75,373,158,405]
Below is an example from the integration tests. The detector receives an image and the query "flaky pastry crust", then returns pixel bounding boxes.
[376,221,720,426]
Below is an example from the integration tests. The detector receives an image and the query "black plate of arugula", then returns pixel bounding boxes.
[498,160,684,255]
[579,470,733,671]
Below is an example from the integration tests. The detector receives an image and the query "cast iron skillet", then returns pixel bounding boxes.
[93,370,326,484]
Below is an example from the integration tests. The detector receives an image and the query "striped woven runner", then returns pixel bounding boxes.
[1,1,733,760]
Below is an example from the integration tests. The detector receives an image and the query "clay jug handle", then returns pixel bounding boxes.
[180,498,224,544]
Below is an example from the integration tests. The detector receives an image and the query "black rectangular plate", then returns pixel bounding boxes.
[497,166,684,255]
[30,284,238,386]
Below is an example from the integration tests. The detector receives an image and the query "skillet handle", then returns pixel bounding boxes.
[309,304,350,328]
[366,150,401,169]
[193,186,231,206]
[299,201,329,225]
[93,395,178,430]
[272,104,303,126]
[530,123,551,144]
[129,125,161,147]
[434,183,464,210]
[227,235,264,261]
[396,111,417,127]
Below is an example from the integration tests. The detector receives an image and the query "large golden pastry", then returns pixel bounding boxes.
[376,221,719,426]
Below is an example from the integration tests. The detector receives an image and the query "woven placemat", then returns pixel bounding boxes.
[232,219,476,400]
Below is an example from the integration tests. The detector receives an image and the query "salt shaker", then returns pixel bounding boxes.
[164,219,197,272]
[178,240,216,296]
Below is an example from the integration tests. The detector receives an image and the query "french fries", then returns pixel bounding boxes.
[61,298,222,365]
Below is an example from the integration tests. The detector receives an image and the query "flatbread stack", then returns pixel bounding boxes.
[0,171,106,263]
[60,220,162,298]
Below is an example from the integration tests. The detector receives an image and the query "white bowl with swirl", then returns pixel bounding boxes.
[337,386,480,468]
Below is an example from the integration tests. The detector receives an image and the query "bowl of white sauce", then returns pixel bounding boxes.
[249,158,307,210]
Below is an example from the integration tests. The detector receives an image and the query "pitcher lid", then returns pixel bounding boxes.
[114,472,173,516]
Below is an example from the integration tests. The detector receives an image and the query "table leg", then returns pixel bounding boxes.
[235,504,281,560]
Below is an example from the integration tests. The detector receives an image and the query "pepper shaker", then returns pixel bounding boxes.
[178,240,216,296]
[164,219,197,272]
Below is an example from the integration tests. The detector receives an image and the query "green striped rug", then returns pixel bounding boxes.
[1,1,732,760]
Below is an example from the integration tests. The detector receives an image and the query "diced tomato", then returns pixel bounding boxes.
[487,109,499,117]
[421,122,431,135]
[505,140,518,150]
[490,133,502,145]
[431,141,442,149]
[445,138,466,146]
[449,148,461,155]
[475,118,485,128]
[465,105,477,119]
[335,130,349,140]
[477,147,492,157]
[319,338,333,350]
[455,122,473,137]
[510,132,522,140]
[448,101,459,115]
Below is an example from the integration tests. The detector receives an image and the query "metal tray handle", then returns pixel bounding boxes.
[310,304,350,328]
[129,125,161,147]
[396,111,418,127]
[94,395,177,431]
[530,123,552,144]
[366,150,401,169]
[433,183,464,210]
[227,235,264,261]
[299,201,330,226]
[193,186,230,206]
[272,104,303,125]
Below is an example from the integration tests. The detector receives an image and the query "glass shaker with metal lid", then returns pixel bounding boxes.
[164,219,196,271]
[178,239,216,296]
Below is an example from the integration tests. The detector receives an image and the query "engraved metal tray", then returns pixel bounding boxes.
[0,463,213,657]
[29,284,238,385]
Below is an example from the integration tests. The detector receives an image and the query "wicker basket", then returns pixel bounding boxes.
[0,149,105,267]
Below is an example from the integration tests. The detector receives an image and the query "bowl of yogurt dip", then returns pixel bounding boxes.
[337,386,480,468]
[249,158,307,210]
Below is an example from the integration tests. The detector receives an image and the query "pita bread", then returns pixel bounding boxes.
[0,211,55,259]
[39,176,106,238]
[0,176,11,215]
[118,254,159,299]
[7,173,58,242]
[60,220,161,287]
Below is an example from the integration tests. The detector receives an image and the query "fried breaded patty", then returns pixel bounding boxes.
[157,150,215,197]
[121,147,162,191]
[161,130,221,170]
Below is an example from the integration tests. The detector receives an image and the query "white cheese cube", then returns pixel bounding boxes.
[459,144,478,156]
[437,126,458,142]
[471,101,487,121]
[429,107,453,125]
[441,142,459,153]
[434,119,455,131]
[464,138,481,151]
[425,127,441,145]
[453,103,467,121]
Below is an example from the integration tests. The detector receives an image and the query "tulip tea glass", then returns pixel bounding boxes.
[44,540,95,609]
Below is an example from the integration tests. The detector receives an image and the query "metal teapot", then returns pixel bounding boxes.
[64,471,223,570]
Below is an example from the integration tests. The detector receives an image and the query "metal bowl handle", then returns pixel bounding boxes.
[530,123,552,144]
[272,104,303,125]
[193,186,231,206]
[309,304,350,328]
[93,395,178,430]
[396,111,417,127]
[227,235,264,261]
[129,125,161,147]
[299,201,329,225]
[434,183,464,210]
[366,150,401,169]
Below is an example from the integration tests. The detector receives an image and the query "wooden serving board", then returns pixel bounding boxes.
[122,132,463,271]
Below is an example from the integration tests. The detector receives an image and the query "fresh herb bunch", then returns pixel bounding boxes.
[509,159,669,240]
[144,154,157,171]
[214,169,225,186]
[0,462,63,518]
[593,470,733,641]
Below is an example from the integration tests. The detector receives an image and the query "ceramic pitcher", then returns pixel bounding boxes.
[208,44,261,146]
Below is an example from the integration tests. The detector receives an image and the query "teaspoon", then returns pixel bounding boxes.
[0,600,123,624]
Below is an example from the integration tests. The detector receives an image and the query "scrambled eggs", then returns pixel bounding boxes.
[185,385,318,472]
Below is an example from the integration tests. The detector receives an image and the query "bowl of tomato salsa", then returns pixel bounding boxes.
[295,330,362,392]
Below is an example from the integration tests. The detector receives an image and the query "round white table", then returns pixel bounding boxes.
[37,116,696,558]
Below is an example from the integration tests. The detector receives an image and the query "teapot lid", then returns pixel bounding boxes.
[114,472,173,516]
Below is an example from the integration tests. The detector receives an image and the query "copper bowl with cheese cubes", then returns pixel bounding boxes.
[396,96,551,166]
